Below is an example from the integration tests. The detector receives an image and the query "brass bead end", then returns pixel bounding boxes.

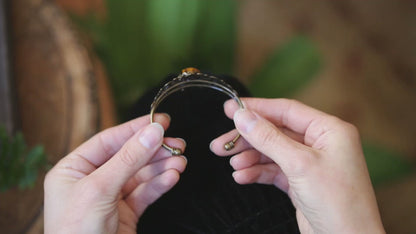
[171,148,182,156]
[224,141,235,151]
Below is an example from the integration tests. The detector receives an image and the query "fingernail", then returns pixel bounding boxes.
[229,156,235,167]
[180,155,188,163]
[223,99,232,110]
[234,109,258,134]
[163,113,171,122]
[232,171,238,179]
[139,123,164,149]
[177,138,187,147]
[209,140,215,152]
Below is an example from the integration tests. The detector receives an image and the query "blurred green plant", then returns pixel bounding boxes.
[363,143,413,186]
[0,126,48,192]
[249,36,321,97]
[74,0,237,118]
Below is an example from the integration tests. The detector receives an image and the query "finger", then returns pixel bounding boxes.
[54,136,186,181]
[122,155,187,196]
[225,98,327,143]
[280,127,305,144]
[71,114,170,168]
[229,149,273,170]
[232,164,289,193]
[210,127,305,156]
[233,109,314,174]
[150,137,187,163]
[125,169,181,218]
[209,129,252,156]
[86,123,164,196]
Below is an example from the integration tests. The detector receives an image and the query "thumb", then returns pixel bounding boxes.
[234,109,310,173]
[87,123,164,197]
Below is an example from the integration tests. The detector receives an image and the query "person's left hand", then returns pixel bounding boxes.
[44,114,187,234]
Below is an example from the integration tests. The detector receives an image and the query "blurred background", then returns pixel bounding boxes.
[0,0,415,233]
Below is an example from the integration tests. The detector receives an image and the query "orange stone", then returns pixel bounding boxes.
[181,67,200,74]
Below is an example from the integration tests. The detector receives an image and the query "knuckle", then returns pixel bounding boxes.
[287,99,302,106]
[342,122,360,138]
[257,127,278,147]
[326,116,360,138]
[281,99,303,125]
[99,130,118,156]
[284,99,304,112]
[119,146,140,166]
[323,115,343,127]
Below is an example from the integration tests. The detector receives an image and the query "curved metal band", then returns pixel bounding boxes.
[150,69,244,155]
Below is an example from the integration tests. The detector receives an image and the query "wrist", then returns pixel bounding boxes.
[328,214,385,234]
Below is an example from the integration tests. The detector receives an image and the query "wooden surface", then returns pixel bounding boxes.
[55,0,105,17]
[0,0,116,233]
[0,0,14,134]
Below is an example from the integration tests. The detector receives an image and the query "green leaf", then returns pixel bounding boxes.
[146,0,201,69]
[18,168,37,189]
[25,146,46,168]
[363,143,413,187]
[0,127,9,174]
[104,0,150,111]
[74,0,238,119]
[0,126,48,191]
[10,133,26,185]
[250,36,321,98]
[192,0,237,74]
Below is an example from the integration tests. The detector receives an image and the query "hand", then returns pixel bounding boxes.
[44,114,187,234]
[210,98,385,233]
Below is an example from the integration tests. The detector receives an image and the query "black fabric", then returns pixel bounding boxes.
[130,73,299,234]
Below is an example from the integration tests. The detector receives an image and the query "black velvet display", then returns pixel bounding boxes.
[130,73,299,233]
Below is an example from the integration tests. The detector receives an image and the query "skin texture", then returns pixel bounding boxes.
[44,114,187,234]
[210,98,385,234]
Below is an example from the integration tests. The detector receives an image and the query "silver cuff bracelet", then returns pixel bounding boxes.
[149,67,244,155]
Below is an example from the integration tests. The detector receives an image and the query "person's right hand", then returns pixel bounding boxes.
[210,98,385,233]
